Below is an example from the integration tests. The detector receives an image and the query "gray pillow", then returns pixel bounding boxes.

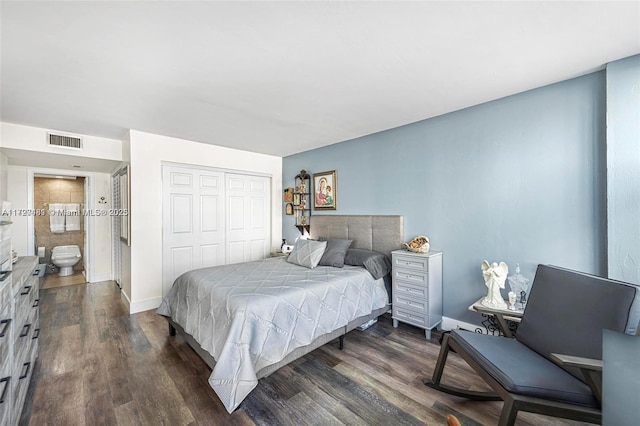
[344,248,392,280]
[318,237,353,267]
[286,239,327,269]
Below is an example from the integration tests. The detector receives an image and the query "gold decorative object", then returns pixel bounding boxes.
[404,235,430,253]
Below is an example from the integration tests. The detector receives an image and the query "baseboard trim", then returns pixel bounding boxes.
[120,290,131,312]
[129,296,163,314]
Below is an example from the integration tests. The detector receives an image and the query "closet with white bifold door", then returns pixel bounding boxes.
[161,163,271,297]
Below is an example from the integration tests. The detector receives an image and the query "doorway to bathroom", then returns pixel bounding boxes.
[20,167,111,288]
[33,174,87,289]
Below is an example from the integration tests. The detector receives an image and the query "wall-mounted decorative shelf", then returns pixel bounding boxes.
[293,169,311,233]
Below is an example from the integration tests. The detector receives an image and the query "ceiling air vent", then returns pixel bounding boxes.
[48,133,82,149]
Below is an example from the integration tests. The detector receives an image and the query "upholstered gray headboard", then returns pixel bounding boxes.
[309,215,404,258]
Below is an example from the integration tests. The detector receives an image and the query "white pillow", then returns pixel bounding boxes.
[286,239,327,269]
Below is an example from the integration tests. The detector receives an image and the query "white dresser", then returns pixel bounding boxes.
[391,250,442,339]
[0,253,40,425]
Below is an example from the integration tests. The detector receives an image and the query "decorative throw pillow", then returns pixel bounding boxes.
[344,248,392,279]
[318,237,353,268]
[286,239,327,269]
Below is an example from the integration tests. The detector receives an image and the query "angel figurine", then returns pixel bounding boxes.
[481,260,509,310]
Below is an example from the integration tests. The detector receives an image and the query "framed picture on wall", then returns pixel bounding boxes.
[284,187,293,202]
[313,170,336,210]
[285,203,294,215]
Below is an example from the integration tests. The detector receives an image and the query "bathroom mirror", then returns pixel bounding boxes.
[119,165,130,246]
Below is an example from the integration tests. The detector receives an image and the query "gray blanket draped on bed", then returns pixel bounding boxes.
[157,257,389,412]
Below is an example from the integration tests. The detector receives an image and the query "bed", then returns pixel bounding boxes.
[157,215,403,412]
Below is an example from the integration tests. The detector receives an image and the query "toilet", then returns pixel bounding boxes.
[51,245,82,276]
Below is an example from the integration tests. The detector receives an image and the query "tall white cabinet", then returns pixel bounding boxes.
[391,250,442,340]
[162,164,271,297]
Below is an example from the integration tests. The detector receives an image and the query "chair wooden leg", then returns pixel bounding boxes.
[423,332,502,401]
[431,332,451,385]
[581,368,602,405]
[498,396,518,426]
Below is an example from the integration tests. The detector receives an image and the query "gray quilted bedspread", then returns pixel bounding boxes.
[156,257,388,412]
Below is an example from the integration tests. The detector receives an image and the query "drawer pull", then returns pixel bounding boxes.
[33,299,40,308]
[0,318,10,337]
[20,323,31,337]
[19,362,31,380]
[32,269,40,276]
[0,376,9,403]
[32,328,40,340]
[21,285,32,296]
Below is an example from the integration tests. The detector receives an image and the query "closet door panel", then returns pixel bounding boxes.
[169,246,193,288]
[200,244,221,269]
[162,166,225,297]
[200,195,220,233]
[226,174,271,263]
[228,241,245,265]
[163,165,271,297]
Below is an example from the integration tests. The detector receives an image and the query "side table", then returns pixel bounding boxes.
[468,298,524,337]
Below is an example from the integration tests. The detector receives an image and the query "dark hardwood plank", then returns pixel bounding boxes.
[293,355,423,426]
[82,352,118,425]
[20,281,590,426]
[260,364,367,425]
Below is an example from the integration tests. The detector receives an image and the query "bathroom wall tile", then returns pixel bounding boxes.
[35,217,48,230]
[40,179,61,191]
[34,189,50,203]
[59,181,74,193]
[34,178,48,191]
[70,191,84,203]
[35,231,45,246]
[49,191,71,203]
[50,234,69,247]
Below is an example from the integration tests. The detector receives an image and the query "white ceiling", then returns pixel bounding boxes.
[1,1,638,158]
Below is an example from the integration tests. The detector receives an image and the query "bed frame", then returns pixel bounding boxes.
[167,214,404,379]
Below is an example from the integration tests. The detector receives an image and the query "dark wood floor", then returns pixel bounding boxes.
[20,281,588,425]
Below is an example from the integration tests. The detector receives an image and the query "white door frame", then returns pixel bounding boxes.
[26,167,96,282]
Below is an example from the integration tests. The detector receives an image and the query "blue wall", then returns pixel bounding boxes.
[283,72,606,324]
[606,55,640,285]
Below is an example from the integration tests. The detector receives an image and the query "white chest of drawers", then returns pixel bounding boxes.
[391,250,442,340]
[0,255,40,426]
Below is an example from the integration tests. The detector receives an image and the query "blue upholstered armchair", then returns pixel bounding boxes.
[425,264,640,426]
